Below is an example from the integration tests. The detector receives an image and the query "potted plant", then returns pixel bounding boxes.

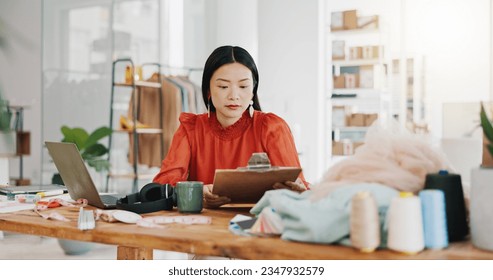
[470,102,493,251]
[52,125,112,185]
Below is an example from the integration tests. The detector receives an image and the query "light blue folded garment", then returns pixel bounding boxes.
[250,183,398,246]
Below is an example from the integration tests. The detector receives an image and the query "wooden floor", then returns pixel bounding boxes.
[0,231,189,260]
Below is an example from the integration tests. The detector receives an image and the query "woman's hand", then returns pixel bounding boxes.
[203,184,231,209]
[272,178,307,193]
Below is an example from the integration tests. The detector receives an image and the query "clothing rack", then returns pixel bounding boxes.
[107,58,165,193]
[142,62,203,77]
[106,60,204,193]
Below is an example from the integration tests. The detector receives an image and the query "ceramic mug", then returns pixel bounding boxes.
[176,181,204,213]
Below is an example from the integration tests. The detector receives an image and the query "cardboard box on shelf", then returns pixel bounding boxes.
[332,140,364,155]
[365,113,378,126]
[347,113,366,127]
[349,47,363,60]
[343,10,358,30]
[344,73,359,88]
[332,141,344,155]
[358,15,379,29]
[347,113,379,127]
[333,75,345,89]
[362,45,382,59]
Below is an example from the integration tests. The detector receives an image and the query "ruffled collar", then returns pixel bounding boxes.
[209,110,253,140]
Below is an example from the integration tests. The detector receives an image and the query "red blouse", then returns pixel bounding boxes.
[153,110,307,187]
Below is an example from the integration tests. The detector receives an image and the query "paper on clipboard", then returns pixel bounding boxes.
[212,167,302,203]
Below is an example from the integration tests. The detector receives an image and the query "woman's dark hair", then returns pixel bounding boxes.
[201,45,261,112]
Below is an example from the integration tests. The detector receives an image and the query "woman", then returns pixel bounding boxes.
[153,45,308,208]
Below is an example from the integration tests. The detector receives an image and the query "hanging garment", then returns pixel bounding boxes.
[174,76,198,114]
[166,77,188,112]
[127,73,183,167]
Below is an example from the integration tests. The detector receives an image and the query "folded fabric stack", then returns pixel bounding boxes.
[250,183,398,247]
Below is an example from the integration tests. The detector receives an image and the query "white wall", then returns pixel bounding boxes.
[182,0,258,89]
[258,0,322,183]
[0,0,42,184]
[404,0,491,139]
[199,0,258,60]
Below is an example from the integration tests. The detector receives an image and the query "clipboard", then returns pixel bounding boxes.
[212,166,302,203]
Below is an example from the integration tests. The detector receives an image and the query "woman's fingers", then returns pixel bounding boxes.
[272,180,306,192]
[272,182,289,190]
[203,184,230,208]
[204,195,231,208]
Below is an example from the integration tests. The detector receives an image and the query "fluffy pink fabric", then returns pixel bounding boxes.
[312,121,450,199]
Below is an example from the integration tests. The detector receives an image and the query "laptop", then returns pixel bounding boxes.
[0,184,67,195]
[45,141,122,209]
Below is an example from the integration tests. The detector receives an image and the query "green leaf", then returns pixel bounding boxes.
[61,126,89,150]
[85,126,112,148]
[81,143,108,159]
[480,102,493,143]
[86,158,110,172]
[59,125,111,173]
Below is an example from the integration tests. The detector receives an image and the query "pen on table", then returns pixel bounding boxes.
[36,189,64,198]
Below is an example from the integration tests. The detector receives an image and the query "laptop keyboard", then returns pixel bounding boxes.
[100,195,118,204]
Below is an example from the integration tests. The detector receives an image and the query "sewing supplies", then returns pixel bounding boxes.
[36,189,64,198]
[350,191,380,253]
[112,210,142,224]
[387,192,425,254]
[35,198,87,211]
[424,170,468,241]
[15,194,41,204]
[419,189,449,249]
[33,209,70,222]
[36,200,62,209]
[77,207,96,230]
[136,215,212,228]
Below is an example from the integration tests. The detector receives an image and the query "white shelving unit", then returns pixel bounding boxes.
[325,10,392,168]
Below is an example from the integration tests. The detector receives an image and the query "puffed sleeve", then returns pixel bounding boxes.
[152,113,196,186]
[261,113,309,188]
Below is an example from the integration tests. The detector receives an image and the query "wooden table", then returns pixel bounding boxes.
[1,206,492,260]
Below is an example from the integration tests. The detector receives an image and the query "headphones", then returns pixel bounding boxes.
[116,183,177,214]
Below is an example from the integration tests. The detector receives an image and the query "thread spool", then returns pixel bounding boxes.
[387,192,425,255]
[419,189,448,249]
[424,170,468,241]
[350,191,380,252]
